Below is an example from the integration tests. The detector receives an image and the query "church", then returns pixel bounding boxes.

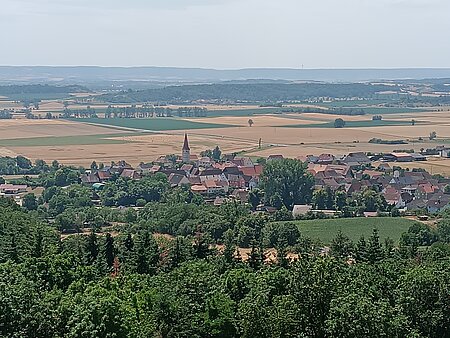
[182,133,190,163]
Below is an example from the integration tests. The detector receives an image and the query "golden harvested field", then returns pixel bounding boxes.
[0,100,22,109]
[2,133,252,167]
[0,119,124,140]
[373,158,450,176]
[193,115,314,127]
[1,111,450,173]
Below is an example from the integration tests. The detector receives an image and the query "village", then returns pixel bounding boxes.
[2,133,443,216]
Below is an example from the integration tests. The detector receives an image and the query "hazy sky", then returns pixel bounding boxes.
[1,0,449,68]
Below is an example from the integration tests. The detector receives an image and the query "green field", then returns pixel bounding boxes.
[282,119,423,129]
[281,217,418,244]
[0,133,135,147]
[72,118,233,131]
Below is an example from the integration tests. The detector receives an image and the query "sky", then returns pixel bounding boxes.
[1,0,449,69]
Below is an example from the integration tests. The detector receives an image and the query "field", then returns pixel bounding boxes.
[285,217,419,244]
[1,104,450,169]
[70,117,233,131]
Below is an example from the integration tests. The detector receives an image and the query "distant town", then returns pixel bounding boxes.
[3,133,450,217]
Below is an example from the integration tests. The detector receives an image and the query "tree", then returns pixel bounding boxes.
[104,233,115,269]
[326,294,409,337]
[212,146,222,161]
[334,190,347,211]
[330,230,353,258]
[436,219,450,243]
[248,189,262,210]
[444,185,450,194]
[22,193,38,211]
[16,155,32,169]
[90,161,98,171]
[334,118,345,128]
[260,158,314,209]
[312,188,328,210]
[223,229,236,264]
[356,236,368,262]
[367,228,384,263]
[248,119,254,127]
[0,176,4,184]
[87,230,99,264]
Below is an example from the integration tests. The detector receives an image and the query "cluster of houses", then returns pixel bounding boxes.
[77,135,450,213]
[81,136,263,204]
[3,134,449,213]
[298,150,450,214]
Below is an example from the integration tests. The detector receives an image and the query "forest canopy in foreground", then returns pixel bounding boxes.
[0,194,449,337]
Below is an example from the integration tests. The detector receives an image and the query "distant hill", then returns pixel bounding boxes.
[98,82,399,104]
[0,84,88,95]
[0,84,88,101]
[1,66,450,86]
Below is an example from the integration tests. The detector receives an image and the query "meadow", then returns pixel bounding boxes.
[74,117,233,131]
[285,217,418,244]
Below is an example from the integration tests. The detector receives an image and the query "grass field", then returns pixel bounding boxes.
[73,118,233,131]
[282,217,418,244]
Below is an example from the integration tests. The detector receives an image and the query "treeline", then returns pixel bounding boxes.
[62,105,209,118]
[369,138,408,145]
[0,109,13,119]
[105,105,208,118]
[0,156,45,175]
[283,106,366,116]
[0,84,87,95]
[98,83,399,104]
[0,195,449,337]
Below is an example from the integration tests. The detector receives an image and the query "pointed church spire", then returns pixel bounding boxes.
[182,133,191,163]
[182,133,190,151]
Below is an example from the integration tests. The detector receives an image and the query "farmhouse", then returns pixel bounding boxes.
[0,184,28,196]
[439,147,450,158]
[383,153,414,162]
[341,152,371,167]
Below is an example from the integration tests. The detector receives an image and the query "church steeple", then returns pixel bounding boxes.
[182,133,190,162]
[182,133,190,151]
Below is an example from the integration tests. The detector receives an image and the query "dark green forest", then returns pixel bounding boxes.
[0,85,87,96]
[0,156,449,337]
[98,83,398,104]
[1,195,450,337]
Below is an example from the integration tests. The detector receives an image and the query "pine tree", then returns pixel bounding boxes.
[135,230,160,275]
[367,228,384,263]
[356,236,368,262]
[223,229,236,264]
[124,233,134,252]
[331,230,354,258]
[87,230,99,264]
[104,233,115,268]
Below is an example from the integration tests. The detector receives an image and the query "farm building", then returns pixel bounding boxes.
[383,153,414,162]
